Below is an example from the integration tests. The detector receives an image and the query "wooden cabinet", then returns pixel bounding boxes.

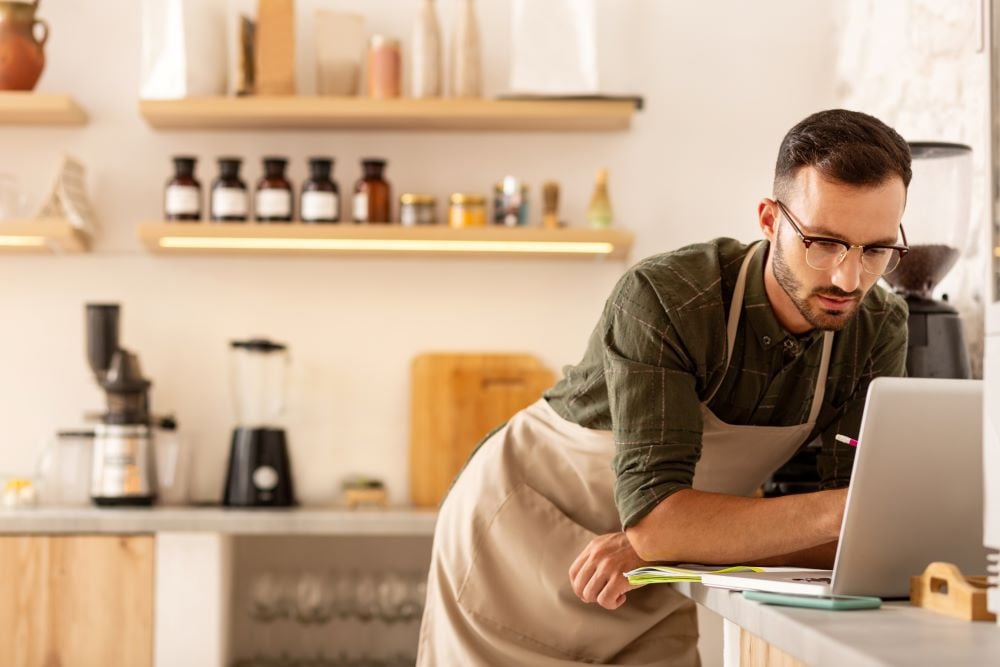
[0,535,154,667]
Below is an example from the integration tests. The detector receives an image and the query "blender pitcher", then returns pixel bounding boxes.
[222,339,296,507]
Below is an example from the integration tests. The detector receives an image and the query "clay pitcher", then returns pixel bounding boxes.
[0,0,47,91]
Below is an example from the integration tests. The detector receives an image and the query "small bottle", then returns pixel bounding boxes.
[353,159,392,224]
[301,158,340,223]
[210,157,248,222]
[587,169,613,229]
[164,156,201,222]
[255,157,293,223]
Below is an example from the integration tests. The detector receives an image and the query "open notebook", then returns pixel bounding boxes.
[624,564,813,585]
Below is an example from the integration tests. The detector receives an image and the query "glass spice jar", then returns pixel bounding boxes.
[210,157,248,222]
[164,156,202,222]
[448,193,487,228]
[255,157,293,223]
[399,193,438,226]
[368,35,402,99]
[353,159,392,223]
[301,157,340,223]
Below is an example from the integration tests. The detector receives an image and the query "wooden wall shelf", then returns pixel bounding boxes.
[138,222,633,260]
[138,96,637,131]
[0,219,90,253]
[0,92,87,126]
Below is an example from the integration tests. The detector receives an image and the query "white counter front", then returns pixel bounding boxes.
[674,582,1000,667]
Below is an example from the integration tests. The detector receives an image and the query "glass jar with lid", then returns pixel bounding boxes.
[353,159,392,223]
[165,156,202,222]
[211,157,248,222]
[255,157,293,223]
[448,193,487,228]
[400,193,438,226]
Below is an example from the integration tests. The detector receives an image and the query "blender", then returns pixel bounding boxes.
[882,142,973,379]
[222,338,296,507]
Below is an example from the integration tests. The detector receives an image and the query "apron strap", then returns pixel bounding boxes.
[704,242,762,405]
[807,331,834,423]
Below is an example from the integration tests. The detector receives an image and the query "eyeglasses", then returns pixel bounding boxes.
[775,200,909,277]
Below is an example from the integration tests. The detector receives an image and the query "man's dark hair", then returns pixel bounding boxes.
[774,109,912,200]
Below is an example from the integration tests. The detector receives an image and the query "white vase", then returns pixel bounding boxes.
[411,0,443,97]
[450,0,482,98]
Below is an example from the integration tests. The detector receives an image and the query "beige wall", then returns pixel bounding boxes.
[0,0,837,505]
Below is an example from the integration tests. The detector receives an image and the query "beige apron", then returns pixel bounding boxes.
[417,242,834,666]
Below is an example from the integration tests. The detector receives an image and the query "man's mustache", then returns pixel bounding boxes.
[811,286,862,300]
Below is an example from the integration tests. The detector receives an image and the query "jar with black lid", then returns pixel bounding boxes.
[301,158,340,223]
[353,158,391,223]
[255,157,293,222]
[164,156,201,221]
[211,157,248,222]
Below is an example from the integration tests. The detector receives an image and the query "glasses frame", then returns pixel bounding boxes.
[774,199,909,276]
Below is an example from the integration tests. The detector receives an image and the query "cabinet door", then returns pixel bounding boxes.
[0,535,154,667]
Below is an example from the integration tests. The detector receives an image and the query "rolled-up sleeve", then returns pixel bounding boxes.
[603,271,705,529]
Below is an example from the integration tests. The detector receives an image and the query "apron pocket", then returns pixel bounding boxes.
[457,483,688,664]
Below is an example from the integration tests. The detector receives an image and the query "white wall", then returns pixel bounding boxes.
[833,0,990,375]
[0,0,838,505]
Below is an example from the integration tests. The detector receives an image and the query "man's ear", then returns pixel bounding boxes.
[758,199,779,242]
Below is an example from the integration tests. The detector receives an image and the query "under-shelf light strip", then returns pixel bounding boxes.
[0,235,45,247]
[158,236,616,255]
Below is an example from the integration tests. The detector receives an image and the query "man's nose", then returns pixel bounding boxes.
[830,248,863,293]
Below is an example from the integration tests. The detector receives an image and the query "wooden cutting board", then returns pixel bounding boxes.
[410,353,555,507]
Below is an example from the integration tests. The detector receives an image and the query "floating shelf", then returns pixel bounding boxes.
[138,222,633,260]
[138,96,637,131]
[0,92,87,126]
[0,219,90,253]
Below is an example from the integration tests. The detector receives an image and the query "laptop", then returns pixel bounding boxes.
[700,377,987,599]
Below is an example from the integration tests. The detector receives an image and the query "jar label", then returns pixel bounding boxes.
[165,186,200,216]
[212,188,248,217]
[256,189,292,218]
[302,191,338,220]
[353,192,368,221]
[400,204,418,226]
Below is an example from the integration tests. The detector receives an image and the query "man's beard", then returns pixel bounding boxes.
[771,239,863,332]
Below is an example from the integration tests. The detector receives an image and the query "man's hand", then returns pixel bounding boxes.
[569,531,646,610]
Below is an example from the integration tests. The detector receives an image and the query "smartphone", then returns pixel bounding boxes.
[743,590,882,610]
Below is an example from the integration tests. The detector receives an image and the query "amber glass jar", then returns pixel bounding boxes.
[353,159,391,223]
[164,156,202,222]
[301,158,339,223]
[255,157,293,222]
[210,157,248,222]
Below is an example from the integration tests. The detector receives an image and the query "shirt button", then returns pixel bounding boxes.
[762,336,771,346]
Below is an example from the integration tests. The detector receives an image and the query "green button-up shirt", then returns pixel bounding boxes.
[544,238,909,529]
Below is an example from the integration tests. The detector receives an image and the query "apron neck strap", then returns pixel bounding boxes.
[703,241,834,421]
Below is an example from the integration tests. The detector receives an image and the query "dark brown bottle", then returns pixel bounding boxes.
[211,157,249,222]
[353,158,391,223]
[301,158,340,223]
[164,156,202,221]
[255,157,293,223]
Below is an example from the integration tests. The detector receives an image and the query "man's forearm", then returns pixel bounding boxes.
[625,487,846,564]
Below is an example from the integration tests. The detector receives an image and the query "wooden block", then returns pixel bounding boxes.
[255,0,296,95]
[910,561,997,622]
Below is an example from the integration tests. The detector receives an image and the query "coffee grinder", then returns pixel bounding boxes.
[222,338,296,507]
[86,303,158,506]
[883,142,973,379]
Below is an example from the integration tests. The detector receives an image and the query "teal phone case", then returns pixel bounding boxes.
[743,590,882,610]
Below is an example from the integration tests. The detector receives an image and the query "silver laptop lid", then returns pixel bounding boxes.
[832,377,987,597]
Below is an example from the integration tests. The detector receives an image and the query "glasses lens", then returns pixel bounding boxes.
[805,240,845,270]
[862,247,902,276]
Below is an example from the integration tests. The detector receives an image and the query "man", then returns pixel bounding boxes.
[417,109,910,666]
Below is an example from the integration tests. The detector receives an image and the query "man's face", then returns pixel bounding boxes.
[767,167,907,331]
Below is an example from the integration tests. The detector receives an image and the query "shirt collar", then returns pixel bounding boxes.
[740,240,824,353]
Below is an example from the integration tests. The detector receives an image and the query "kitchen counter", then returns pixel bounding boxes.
[673,582,1000,666]
[0,506,438,536]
